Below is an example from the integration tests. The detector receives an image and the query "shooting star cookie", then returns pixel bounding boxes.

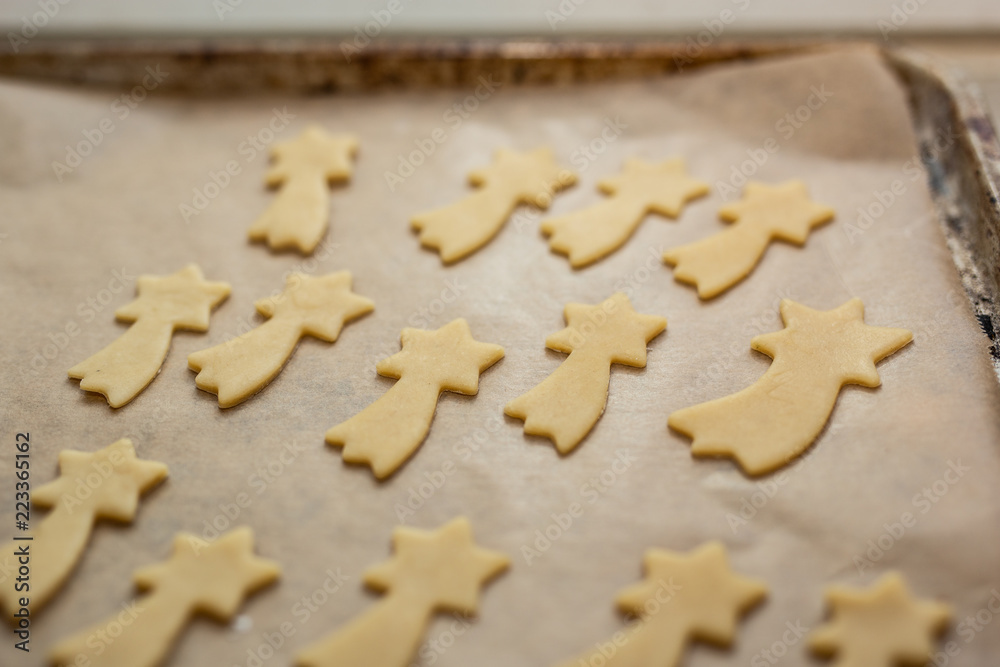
[0,439,166,618]
[663,181,834,299]
[541,158,708,268]
[505,293,665,454]
[249,125,359,255]
[296,517,508,667]
[412,147,576,263]
[69,265,230,408]
[668,298,912,475]
[189,271,373,408]
[327,319,503,479]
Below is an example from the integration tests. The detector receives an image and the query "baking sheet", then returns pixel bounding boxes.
[2,45,1000,666]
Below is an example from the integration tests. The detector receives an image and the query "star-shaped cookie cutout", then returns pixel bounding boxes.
[617,541,767,644]
[259,271,375,342]
[752,298,913,388]
[377,318,505,394]
[134,527,281,620]
[546,292,667,365]
[33,438,167,521]
[718,180,834,243]
[265,125,359,187]
[598,157,709,216]
[114,264,231,330]
[363,517,509,614]
[810,573,951,667]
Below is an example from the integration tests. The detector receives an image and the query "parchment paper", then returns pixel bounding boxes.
[2,45,999,666]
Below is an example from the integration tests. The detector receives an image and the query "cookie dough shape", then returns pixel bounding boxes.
[810,573,951,667]
[505,293,666,454]
[296,517,508,667]
[541,158,708,268]
[326,319,503,478]
[69,264,230,408]
[249,125,359,255]
[663,181,834,299]
[669,298,912,475]
[556,541,767,667]
[0,439,166,619]
[411,147,576,263]
[50,526,279,667]
[189,271,373,408]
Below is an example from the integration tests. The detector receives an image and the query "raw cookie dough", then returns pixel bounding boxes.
[50,526,280,667]
[541,158,708,268]
[810,573,951,667]
[0,439,167,618]
[669,298,912,475]
[189,271,373,408]
[248,125,359,255]
[663,181,834,299]
[411,147,576,263]
[505,293,666,454]
[68,264,231,408]
[296,517,508,667]
[556,541,767,667]
[326,318,504,479]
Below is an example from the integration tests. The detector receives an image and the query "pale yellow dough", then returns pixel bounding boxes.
[50,526,280,667]
[326,318,504,479]
[296,517,508,667]
[669,298,912,475]
[663,181,834,299]
[541,158,708,268]
[505,293,665,454]
[249,125,359,255]
[189,271,373,408]
[810,573,951,667]
[68,264,230,408]
[411,147,576,263]
[556,541,767,667]
[0,439,166,619]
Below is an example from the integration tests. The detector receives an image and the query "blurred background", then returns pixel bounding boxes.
[0,1,998,112]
